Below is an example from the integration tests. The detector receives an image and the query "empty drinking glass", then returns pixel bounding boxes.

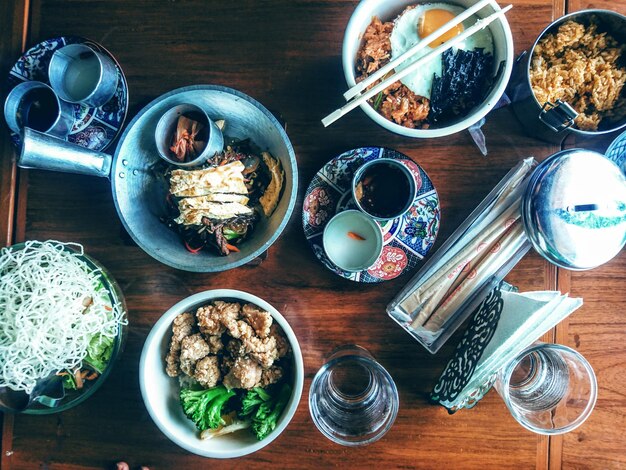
[309,345,399,446]
[494,343,597,435]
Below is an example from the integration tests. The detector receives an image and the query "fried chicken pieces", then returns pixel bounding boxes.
[165,301,290,390]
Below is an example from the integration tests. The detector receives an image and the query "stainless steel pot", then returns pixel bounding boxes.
[522,149,626,270]
[508,10,626,144]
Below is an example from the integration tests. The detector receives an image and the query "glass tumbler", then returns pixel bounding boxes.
[495,343,597,435]
[309,345,399,446]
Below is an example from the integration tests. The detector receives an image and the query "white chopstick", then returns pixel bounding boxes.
[343,0,493,101]
[321,4,512,128]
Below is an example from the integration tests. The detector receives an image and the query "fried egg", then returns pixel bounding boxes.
[390,3,494,99]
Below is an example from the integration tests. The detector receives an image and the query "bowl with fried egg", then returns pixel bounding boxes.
[342,0,514,137]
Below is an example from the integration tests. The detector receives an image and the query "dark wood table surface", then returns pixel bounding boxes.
[1,0,625,468]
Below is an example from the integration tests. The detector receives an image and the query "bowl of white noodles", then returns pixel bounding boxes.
[0,240,127,413]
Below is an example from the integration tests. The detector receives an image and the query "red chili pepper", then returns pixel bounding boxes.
[184,241,203,254]
[225,243,240,253]
[348,231,366,241]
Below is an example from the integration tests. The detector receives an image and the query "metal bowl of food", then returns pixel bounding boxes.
[17,85,298,272]
[139,289,304,458]
[508,9,626,143]
[342,0,514,138]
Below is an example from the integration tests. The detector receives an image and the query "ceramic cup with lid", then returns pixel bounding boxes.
[521,149,626,270]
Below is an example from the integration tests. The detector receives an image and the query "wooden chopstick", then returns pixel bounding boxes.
[321,4,512,128]
[343,0,493,101]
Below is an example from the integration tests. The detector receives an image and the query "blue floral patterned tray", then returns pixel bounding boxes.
[7,36,129,152]
[303,147,440,283]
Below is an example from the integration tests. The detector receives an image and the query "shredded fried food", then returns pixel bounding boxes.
[355,13,431,129]
[356,17,395,75]
[530,20,626,131]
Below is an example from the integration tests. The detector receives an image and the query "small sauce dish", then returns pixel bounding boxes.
[4,81,74,138]
[48,43,119,108]
[155,103,224,167]
[323,210,383,272]
[352,158,417,221]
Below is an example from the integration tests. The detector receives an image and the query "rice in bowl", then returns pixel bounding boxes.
[530,20,626,131]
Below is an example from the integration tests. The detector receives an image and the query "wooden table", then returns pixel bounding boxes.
[1,0,624,468]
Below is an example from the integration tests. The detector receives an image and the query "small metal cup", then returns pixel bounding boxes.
[4,81,74,138]
[155,103,224,167]
[48,44,119,107]
[352,158,417,221]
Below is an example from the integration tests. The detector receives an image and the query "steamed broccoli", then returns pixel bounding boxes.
[240,387,271,417]
[251,383,292,441]
[180,385,236,431]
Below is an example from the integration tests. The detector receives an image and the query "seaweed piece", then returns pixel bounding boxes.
[429,48,494,124]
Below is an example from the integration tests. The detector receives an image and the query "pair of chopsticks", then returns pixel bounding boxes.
[321,0,513,127]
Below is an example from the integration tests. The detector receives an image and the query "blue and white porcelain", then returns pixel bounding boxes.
[6,36,128,152]
[303,147,440,283]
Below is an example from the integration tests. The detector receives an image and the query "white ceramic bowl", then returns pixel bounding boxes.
[342,0,514,138]
[139,289,304,458]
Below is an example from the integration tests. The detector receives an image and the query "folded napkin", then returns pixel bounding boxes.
[430,282,582,412]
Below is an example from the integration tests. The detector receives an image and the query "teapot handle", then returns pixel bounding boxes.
[18,127,112,178]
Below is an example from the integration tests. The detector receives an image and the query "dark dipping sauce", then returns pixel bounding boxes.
[355,162,411,218]
[18,87,59,132]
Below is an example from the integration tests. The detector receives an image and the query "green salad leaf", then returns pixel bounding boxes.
[83,334,114,374]
[62,372,77,390]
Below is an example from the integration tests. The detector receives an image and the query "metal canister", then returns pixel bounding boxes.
[507,10,626,144]
[522,149,626,270]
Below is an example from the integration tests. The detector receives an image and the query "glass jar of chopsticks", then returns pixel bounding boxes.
[387,150,626,354]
